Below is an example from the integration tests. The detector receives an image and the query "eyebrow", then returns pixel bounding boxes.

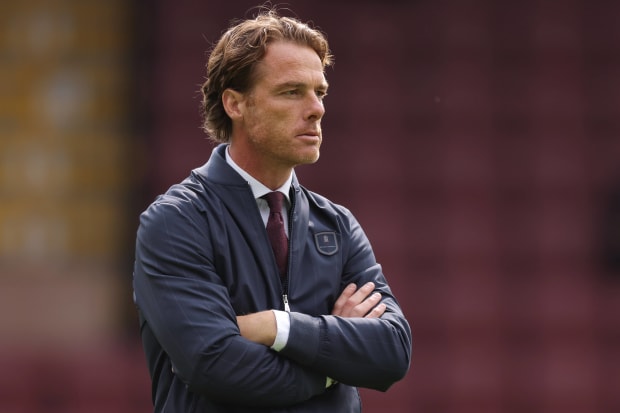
[276,81,329,91]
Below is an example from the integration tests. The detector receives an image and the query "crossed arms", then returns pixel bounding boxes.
[134,200,412,407]
[237,281,387,346]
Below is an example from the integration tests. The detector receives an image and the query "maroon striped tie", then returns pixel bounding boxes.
[263,192,288,278]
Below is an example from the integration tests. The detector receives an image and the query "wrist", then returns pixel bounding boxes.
[271,310,290,351]
[237,311,277,346]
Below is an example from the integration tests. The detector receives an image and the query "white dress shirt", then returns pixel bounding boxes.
[225,146,291,351]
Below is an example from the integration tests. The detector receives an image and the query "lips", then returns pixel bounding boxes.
[297,130,320,137]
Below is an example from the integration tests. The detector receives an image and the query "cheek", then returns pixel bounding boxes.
[259,111,294,136]
[246,103,298,139]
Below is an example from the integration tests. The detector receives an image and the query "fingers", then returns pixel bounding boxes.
[353,290,381,317]
[331,282,385,318]
[331,283,357,316]
[365,302,386,319]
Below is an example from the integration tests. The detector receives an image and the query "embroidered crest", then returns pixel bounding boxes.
[314,232,338,255]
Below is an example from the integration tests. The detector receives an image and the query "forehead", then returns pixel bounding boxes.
[254,41,327,86]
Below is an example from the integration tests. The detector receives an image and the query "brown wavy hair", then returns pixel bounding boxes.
[200,8,333,143]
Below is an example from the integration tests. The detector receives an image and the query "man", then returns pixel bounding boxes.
[133,9,412,412]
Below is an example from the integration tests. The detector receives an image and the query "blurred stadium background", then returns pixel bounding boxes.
[1,1,619,412]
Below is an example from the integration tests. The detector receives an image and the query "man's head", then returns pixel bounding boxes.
[201,9,332,143]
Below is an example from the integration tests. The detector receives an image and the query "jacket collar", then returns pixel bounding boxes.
[193,144,301,194]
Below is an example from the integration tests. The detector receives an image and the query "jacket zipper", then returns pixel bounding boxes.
[281,188,294,312]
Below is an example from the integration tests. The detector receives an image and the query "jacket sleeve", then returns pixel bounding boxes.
[133,199,326,407]
[280,211,412,391]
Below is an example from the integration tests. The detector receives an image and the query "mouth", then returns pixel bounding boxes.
[296,130,320,139]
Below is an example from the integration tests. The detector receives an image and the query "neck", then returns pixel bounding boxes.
[228,143,293,190]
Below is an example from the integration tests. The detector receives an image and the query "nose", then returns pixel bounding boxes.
[305,93,325,121]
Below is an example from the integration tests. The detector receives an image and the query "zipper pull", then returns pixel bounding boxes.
[282,294,290,312]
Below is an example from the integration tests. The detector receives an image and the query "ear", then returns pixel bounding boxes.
[222,88,245,120]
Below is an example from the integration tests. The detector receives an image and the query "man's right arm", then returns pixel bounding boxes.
[133,201,326,407]
[237,282,386,346]
[237,282,387,390]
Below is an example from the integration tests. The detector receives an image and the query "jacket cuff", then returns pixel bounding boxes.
[279,312,321,365]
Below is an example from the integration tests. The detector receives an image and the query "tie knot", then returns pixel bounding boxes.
[263,191,285,212]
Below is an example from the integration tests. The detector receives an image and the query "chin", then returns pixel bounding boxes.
[298,149,320,165]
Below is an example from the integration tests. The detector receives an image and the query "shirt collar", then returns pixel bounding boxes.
[225,145,292,203]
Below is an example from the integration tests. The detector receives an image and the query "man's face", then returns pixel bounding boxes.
[238,41,328,170]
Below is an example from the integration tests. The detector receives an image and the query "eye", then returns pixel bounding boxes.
[284,89,300,96]
[316,90,327,100]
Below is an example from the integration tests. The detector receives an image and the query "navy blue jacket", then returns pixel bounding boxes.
[133,144,412,412]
